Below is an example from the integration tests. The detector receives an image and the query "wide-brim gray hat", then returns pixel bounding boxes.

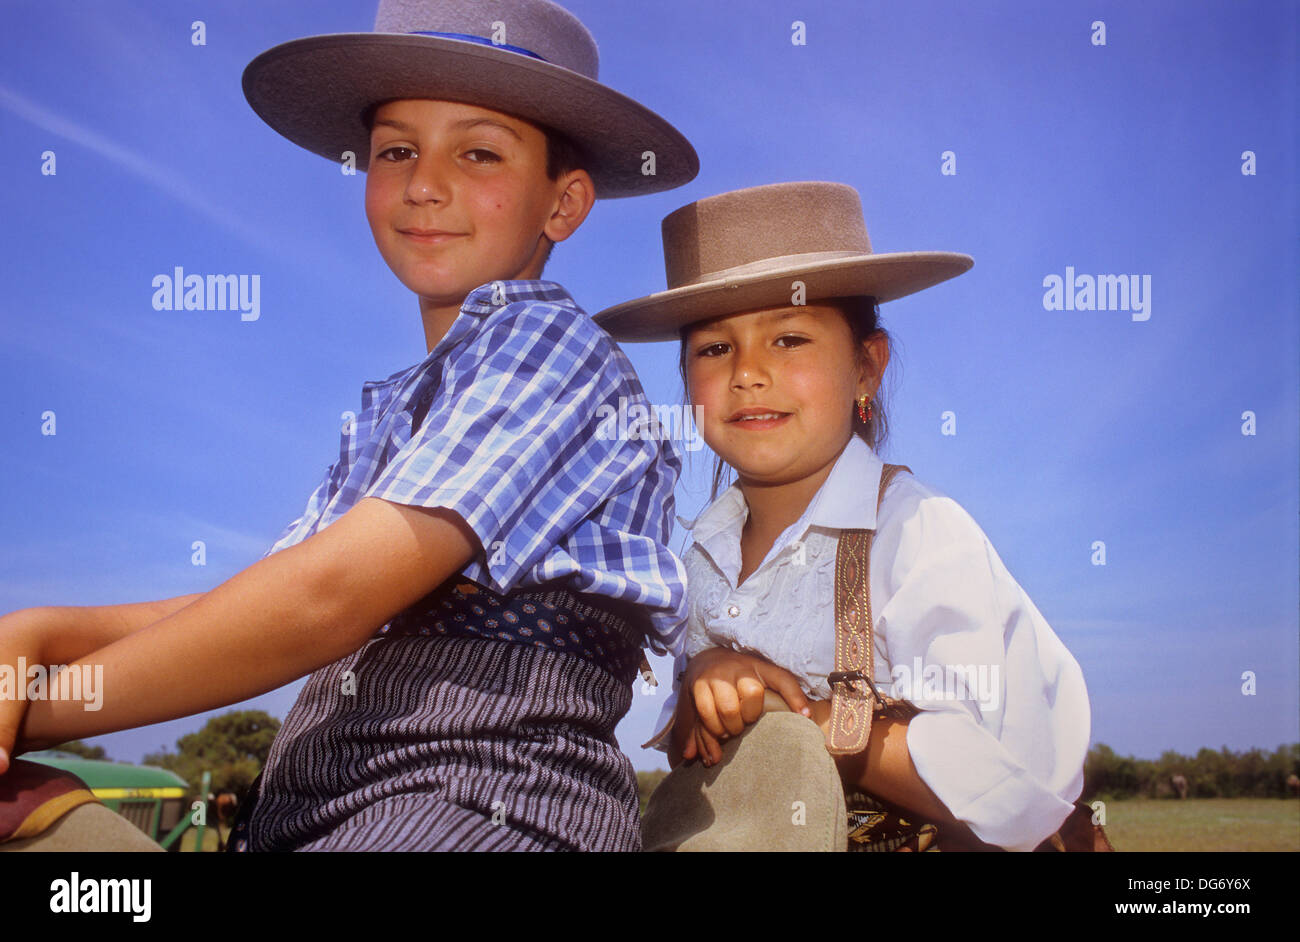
[242,0,698,198]
[595,181,974,340]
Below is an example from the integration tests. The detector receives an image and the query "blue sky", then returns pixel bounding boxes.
[1,0,1296,772]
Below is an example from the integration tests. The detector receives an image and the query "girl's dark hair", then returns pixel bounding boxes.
[678,296,893,501]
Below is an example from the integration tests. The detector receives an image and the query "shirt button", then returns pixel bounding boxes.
[727,604,740,618]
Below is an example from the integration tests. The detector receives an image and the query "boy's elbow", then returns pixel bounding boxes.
[252,542,378,663]
[300,562,388,660]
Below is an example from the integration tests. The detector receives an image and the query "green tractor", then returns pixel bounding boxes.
[23,751,219,851]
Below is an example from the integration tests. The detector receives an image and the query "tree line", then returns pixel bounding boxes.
[54,718,1298,805]
[1083,742,1300,800]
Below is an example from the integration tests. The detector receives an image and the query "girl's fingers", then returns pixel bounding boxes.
[679,696,700,761]
[736,675,766,724]
[691,678,726,739]
[668,704,694,767]
[757,664,813,717]
[709,679,746,736]
[697,723,722,766]
[670,722,696,768]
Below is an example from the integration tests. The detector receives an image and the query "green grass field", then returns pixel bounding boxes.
[171,796,1298,851]
[636,769,1300,851]
[1090,798,1300,852]
[178,826,225,852]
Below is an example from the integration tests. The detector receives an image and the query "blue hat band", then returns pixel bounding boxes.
[408,30,549,63]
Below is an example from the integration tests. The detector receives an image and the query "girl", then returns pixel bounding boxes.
[0,0,698,852]
[595,181,1093,851]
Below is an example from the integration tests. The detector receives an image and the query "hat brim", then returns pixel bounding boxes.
[242,33,699,198]
[594,252,975,342]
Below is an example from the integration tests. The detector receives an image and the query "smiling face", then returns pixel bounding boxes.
[364,99,592,319]
[684,302,888,489]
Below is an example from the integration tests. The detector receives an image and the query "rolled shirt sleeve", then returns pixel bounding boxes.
[261,462,338,560]
[874,488,1091,851]
[363,298,685,643]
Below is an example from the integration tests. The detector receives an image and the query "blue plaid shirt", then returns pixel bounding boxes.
[262,280,688,655]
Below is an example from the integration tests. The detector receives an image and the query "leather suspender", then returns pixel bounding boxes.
[827,462,1114,852]
[826,463,916,755]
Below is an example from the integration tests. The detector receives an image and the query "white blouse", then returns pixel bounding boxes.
[651,435,1091,852]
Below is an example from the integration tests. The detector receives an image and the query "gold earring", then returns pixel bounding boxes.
[856,394,871,423]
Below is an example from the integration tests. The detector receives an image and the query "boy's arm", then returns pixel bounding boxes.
[10,497,477,755]
[3,595,207,666]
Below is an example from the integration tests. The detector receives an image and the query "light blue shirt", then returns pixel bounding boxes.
[262,280,689,654]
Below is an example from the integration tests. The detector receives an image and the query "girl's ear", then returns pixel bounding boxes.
[858,331,890,398]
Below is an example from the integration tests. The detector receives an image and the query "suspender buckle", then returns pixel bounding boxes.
[827,669,866,688]
[828,669,889,704]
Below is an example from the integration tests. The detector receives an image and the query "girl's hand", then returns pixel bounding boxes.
[675,647,814,766]
[665,691,698,770]
[806,697,833,738]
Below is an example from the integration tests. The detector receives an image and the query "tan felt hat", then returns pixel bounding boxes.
[242,0,698,198]
[595,181,974,341]
[640,709,848,852]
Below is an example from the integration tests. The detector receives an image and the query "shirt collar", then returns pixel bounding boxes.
[459,278,574,317]
[806,434,885,531]
[359,279,577,408]
[679,435,886,541]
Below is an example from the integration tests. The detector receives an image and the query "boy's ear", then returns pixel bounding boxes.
[543,169,596,246]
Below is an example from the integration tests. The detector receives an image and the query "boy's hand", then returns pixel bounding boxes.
[0,610,46,775]
[672,647,813,767]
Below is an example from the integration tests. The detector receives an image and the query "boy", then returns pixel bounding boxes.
[0,0,697,852]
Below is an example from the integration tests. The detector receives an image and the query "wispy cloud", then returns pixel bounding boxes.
[0,83,284,258]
